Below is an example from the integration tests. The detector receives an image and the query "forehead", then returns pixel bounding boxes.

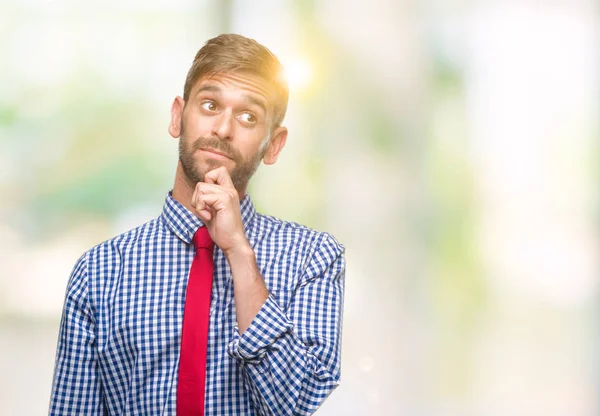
[191,72,276,109]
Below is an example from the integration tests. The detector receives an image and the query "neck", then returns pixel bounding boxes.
[172,161,246,213]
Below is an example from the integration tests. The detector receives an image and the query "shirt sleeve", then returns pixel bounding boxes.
[49,254,105,415]
[227,233,346,416]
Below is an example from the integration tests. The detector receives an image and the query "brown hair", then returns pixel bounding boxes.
[183,34,289,127]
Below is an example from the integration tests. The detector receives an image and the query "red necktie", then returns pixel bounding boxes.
[177,226,214,416]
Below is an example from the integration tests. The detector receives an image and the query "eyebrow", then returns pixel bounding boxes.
[196,84,267,114]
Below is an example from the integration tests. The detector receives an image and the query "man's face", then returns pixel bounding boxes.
[172,72,284,192]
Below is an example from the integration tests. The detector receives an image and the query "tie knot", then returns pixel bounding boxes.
[193,227,214,250]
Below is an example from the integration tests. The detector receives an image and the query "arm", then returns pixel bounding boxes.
[227,234,345,416]
[49,254,104,415]
[190,166,272,335]
[191,167,345,415]
[222,243,269,334]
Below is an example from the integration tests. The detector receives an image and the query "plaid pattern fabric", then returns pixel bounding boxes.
[49,192,345,415]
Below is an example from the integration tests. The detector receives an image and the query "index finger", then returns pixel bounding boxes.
[204,166,234,188]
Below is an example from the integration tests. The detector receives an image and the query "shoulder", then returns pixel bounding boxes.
[64,218,165,311]
[252,213,345,261]
[79,217,164,267]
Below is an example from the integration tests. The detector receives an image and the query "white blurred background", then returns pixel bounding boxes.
[0,0,598,415]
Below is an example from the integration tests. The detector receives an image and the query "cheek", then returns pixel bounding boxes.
[237,135,264,157]
[183,111,211,136]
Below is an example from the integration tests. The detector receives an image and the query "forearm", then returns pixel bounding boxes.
[227,244,346,415]
[225,243,269,335]
[229,302,342,416]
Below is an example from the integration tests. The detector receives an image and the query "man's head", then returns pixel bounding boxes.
[169,34,289,195]
[183,34,289,127]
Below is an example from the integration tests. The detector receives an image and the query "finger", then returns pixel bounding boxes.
[198,192,236,212]
[195,182,229,195]
[192,184,206,211]
[205,166,235,189]
[197,208,212,223]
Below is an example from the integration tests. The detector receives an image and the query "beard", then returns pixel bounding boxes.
[178,122,267,191]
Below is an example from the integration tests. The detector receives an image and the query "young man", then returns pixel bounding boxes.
[49,34,345,416]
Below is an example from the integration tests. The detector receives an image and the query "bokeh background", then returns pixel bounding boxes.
[1,0,598,415]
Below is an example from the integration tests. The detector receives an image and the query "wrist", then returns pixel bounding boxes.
[224,241,255,262]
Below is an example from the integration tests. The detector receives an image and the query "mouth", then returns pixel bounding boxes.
[198,147,232,160]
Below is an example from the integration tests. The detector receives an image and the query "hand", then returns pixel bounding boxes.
[191,166,250,254]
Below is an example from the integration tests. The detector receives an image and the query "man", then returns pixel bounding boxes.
[49,34,345,416]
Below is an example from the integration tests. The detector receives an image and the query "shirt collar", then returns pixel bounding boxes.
[160,191,257,244]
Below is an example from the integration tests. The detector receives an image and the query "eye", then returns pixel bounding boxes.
[238,112,256,124]
[201,101,218,112]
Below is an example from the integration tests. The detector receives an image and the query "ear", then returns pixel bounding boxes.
[263,126,288,165]
[168,96,185,138]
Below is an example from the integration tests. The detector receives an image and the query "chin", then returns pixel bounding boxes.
[194,162,236,182]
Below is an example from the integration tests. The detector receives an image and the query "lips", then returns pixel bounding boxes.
[199,148,231,159]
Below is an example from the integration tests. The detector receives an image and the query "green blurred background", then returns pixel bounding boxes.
[0,1,598,415]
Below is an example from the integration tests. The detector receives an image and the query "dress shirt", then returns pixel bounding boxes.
[49,192,345,415]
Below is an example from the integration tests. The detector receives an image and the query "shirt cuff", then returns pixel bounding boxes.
[227,294,294,364]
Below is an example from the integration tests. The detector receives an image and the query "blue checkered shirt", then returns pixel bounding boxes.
[49,192,345,415]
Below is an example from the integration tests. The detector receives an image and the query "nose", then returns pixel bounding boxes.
[212,110,234,141]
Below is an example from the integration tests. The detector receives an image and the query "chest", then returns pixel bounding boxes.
[90,238,306,352]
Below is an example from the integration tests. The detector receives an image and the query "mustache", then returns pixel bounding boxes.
[191,137,241,161]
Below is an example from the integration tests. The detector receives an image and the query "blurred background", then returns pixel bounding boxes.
[0,0,598,415]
